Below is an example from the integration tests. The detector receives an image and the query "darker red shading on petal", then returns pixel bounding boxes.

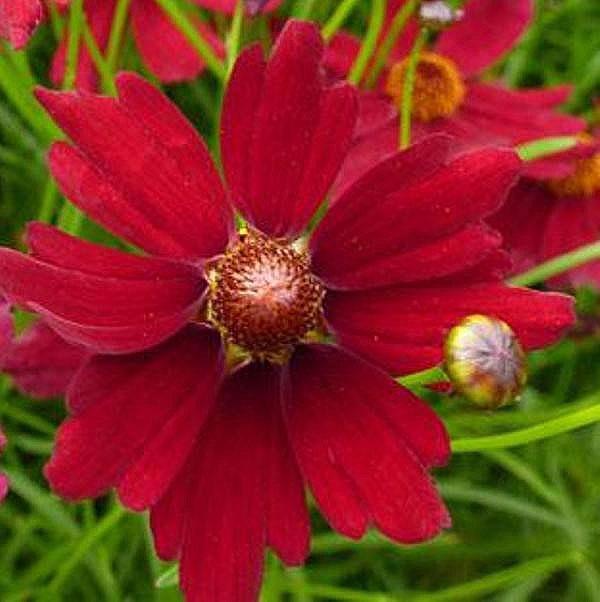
[37,76,231,260]
[0,0,43,49]
[131,0,225,83]
[0,226,204,353]
[312,142,521,290]
[156,362,309,602]
[0,320,86,399]
[45,326,223,503]
[435,0,533,77]
[51,0,116,91]
[325,282,574,375]
[221,21,357,238]
[285,344,450,543]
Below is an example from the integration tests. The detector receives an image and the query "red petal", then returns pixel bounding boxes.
[435,0,533,77]
[51,0,116,91]
[541,193,600,289]
[45,326,223,501]
[0,0,43,49]
[37,78,231,260]
[0,229,204,354]
[325,283,574,375]
[131,0,225,83]
[487,180,552,274]
[0,473,7,502]
[285,344,450,543]
[323,31,360,79]
[191,0,282,14]
[221,21,357,238]
[461,84,586,145]
[173,363,309,602]
[312,144,520,290]
[0,320,86,399]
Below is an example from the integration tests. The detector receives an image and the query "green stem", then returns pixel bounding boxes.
[47,505,126,593]
[153,0,226,81]
[397,365,447,389]
[322,0,361,42]
[399,27,427,149]
[452,401,600,453]
[82,20,117,95]
[226,0,245,78]
[509,240,600,286]
[516,136,578,162]
[347,0,385,85]
[63,0,85,90]
[57,200,85,235]
[106,0,132,75]
[408,551,582,601]
[293,0,317,19]
[366,0,419,88]
[37,178,59,223]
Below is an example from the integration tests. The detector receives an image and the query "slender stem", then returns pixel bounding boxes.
[366,0,420,88]
[106,0,133,75]
[153,0,226,81]
[509,240,600,286]
[63,0,85,90]
[226,0,245,78]
[322,0,361,42]
[82,20,117,95]
[397,365,447,389]
[37,178,59,223]
[516,136,578,162]
[347,0,385,85]
[452,401,600,453]
[47,505,126,593]
[57,201,85,235]
[47,1,65,40]
[399,28,427,149]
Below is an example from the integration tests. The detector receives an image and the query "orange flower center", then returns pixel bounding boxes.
[206,231,324,363]
[547,151,600,198]
[385,51,466,122]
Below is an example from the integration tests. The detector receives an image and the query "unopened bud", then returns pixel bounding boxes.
[444,315,527,410]
[418,1,464,31]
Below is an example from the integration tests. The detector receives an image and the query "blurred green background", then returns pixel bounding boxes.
[1,0,600,600]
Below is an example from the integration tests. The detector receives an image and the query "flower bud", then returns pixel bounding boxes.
[418,1,464,31]
[444,315,527,409]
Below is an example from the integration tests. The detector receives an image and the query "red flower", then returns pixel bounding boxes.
[0,301,86,399]
[0,21,574,601]
[327,0,586,193]
[490,136,600,288]
[51,0,225,90]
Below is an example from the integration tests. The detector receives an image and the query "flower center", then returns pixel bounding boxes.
[206,232,324,362]
[547,151,600,198]
[385,51,466,122]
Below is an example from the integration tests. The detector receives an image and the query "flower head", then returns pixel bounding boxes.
[0,0,44,49]
[0,21,575,601]
[490,135,600,289]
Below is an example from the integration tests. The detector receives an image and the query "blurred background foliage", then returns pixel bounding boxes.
[0,0,600,600]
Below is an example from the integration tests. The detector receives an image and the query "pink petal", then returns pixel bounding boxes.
[285,344,451,543]
[435,0,533,77]
[51,0,116,91]
[311,143,521,290]
[0,320,86,399]
[0,0,43,49]
[0,473,8,502]
[45,326,223,501]
[131,0,225,83]
[0,227,204,354]
[541,193,600,289]
[37,78,231,260]
[157,363,309,601]
[221,21,357,238]
[325,283,574,375]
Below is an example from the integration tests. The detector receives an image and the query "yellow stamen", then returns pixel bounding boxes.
[547,149,600,198]
[385,51,466,122]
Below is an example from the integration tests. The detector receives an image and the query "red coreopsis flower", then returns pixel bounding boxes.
[327,0,587,193]
[0,0,68,49]
[0,21,574,601]
[490,136,600,289]
[50,0,225,90]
